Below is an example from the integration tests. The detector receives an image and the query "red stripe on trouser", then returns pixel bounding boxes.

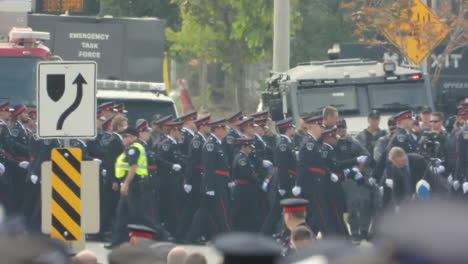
[330,198,346,234]
[313,199,328,233]
[288,169,297,175]
[308,167,325,174]
[219,196,231,232]
[234,179,250,184]
[214,170,229,176]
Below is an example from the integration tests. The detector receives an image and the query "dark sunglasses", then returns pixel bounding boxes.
[429,120,441,123]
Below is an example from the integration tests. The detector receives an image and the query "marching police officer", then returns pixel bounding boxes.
[175,115,210,242]
[456,119,468,197]
[202,119,232,235]
[293,115,330,235]
[97,101,115,119]
[179,111,197,154]
[279,198,310,256]
[150,115,173,148]
[155,120,185,235]
[232,137,261,232]
[387,110,419,153]
[261,117,296,235]
[223,111,243,166]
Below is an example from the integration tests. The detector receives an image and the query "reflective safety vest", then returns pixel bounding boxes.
[115,141,148,179]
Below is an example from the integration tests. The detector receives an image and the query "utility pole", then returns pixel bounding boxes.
[272,0,290,73]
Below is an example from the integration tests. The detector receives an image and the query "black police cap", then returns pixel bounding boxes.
[368,109,381,119]
[280,198,309,212]
[336,119,347,128]
[128,224,156,239]
[121,126,139,137]
[214,232,282,264]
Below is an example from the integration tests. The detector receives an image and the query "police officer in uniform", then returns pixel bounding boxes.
[223,111,243,166]
[150,115,173,148]
[456,119,468,197]
[321,127,367,236]
[108,127,152,248]
[261,117,296,235]
[388,110,419,153]
[175,115,210,242]
[179,112,198,154]
[97,101,115,119]
[202,119,231,235]
[279,198,310,256]
[231,137,260,232]
[293,115,329,235]
[155,120,185,235]
[9,105,31,214]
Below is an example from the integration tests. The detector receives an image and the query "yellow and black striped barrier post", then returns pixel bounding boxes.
[50,148,82,241]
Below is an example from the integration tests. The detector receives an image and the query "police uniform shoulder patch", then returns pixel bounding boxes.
[128,148,136,155]
[463,131,468,140]
[192,139,201,149]
[279,144,287,152]
[206,143,215,152]
[162,143,170,151]
[397,134,406,143]
[306,142,314,151]
[226,135,234,144]
[239,158,247,166]
[10,128,19,137]
[101,133,113,146]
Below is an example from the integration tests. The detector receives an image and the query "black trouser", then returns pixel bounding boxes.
[232,183,259,232]
[206,184,231,235]
[186,194,211,242]
[10,166,27,215]
[21,182,41,231]
[175,181,201,241]
[110,178,154,246]
[343,179,372,238]
[100,179,120,236]
[326,181,349,237]
[159,176,181,235]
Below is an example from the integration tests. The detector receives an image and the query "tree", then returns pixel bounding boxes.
[167,0,300,110]
[343,0,468,84]
[291,0,354,66]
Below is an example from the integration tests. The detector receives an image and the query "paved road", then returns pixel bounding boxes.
[86,242,222,264]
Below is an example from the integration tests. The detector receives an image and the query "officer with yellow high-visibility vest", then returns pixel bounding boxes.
[107,126,152,249]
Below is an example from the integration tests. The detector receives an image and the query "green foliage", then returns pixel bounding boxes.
[290,0,354,66]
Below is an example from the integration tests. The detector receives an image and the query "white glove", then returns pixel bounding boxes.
[368,177,377,186]
[30,175,39,184]
[278,189,286,196]
[343,168,351,176]
[356,155,368,164]
[385,178,394,189]
[0,162,5,175]
[102,169,107,176]
[93,158,102,165]
[453,180,461,191]
[262,179,270,192]
[184,184,192,194]
[292,186,301,197]
[379,186,384,196]
[19,161,29,169]
[228,181,236,188]
[206,190,215,196]
[354,171,363,181]
[172,164,182,172]
[331,173,339,183]
[463,182,468,194]
[448,174,453,185]
[433,165,445,174]
[295,151,300,161]
[262,160,273,168]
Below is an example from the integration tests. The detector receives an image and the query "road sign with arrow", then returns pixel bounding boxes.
[37,61,97,139]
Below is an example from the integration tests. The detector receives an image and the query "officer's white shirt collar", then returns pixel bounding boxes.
[167,136,178,144]
[280,134,292,143]
[211,133,222,144]
[324,143,334,150]
[233,129,241,136]
[255,133,265,143]
[198,132,207,141]
[78,139,87,147]
[16,120,27,132]
[307,132,318,141]
[182,127,195,136]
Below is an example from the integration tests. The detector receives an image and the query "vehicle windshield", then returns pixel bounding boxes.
[0,57,38,105]
[97,99,177,124]
[368,81,428,111]
[297,85,358,114]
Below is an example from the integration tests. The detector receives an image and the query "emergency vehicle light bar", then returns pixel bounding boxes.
[97,80,166,93]
[9,28,50,42]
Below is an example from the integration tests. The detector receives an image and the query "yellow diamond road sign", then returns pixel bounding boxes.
[383,0,450,64]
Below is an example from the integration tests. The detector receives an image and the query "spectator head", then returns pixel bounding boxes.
[72,250,98,264]
[108,244,156,264]
[418,106,432,125]
[150,242,177,264]
[322,106,339,127]
[368,109,381,129]
[298,112,310,130]
[291,226,314,250]
[336,119,347,138]
[167,246,188,264]
[430,112,445,132]
[388,147,407,168]
[280,198,309,231]
[184,253,207,264]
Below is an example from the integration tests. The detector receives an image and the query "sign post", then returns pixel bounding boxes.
[38,61,98,252]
